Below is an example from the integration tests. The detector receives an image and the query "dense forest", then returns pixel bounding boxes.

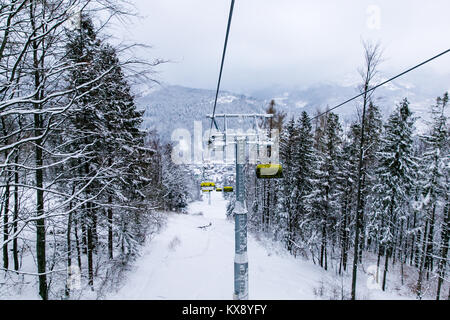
[235,75,449,300]
[0,0,448,301]
[0,0,191,299]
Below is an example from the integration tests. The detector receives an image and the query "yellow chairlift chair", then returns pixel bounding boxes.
[223,186,234,193]
[256,164,283,179]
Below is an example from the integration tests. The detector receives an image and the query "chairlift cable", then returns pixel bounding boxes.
[208,0,236,145]
[312,48,450,121]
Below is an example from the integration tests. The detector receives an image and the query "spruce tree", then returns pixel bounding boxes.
[373,98,417,291]
[278,117,298,252]
[351,101,383,260]
[337,129,359,274]
[293,112,318,255]
[418,93,449,299]
[313,112,343,270]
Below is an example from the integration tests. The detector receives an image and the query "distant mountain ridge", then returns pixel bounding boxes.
[138,85,265,141]
[137,78,449,141]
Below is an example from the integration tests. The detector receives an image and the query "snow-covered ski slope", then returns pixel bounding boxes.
[109,192,410,300]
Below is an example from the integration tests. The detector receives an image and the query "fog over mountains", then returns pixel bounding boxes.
[138,74,450,141]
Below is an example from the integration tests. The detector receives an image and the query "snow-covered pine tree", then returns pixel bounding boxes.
[63,13,158,289]
[417,92,449,300]
[350,101,383,261]
[337,127,359,274]
[350,41,383,299]
[0,0,163,300]
[278,117,298,252]
[373,98,417,291]
[313,112,343,270]
[64,13,106,289]
[248,101,286,235]
[292,112,318,257]
[160,144,190,212]
[94,42,156,264]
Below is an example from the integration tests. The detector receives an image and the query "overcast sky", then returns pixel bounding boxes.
[113,0,450,94]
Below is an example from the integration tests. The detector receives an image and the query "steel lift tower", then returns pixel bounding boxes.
[206,113,281,300]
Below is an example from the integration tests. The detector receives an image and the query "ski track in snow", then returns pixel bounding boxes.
[108,192,409,300]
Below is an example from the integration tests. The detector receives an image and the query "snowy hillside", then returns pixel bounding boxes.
[137,77,449,141]
[1,0,448,303]
[108,192,414,300]
[138,85,264,141]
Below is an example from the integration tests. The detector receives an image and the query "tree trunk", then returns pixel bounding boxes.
[74,218,82,272]
[382,194,396,291]
[65,203,73,298]
[35,127,46,300]
[30,1,47,299]
[414,228,421,268]
[425,203,436,280]
[92,208,98,252]
[86,191,94,289]
[410,210,417,266]
[13,160,19,271]
[376,244,382,285]
[358,173,367,264]
[417,218,429,299]
[80,214,87,254]
[108,195,113,260]
[351,77,369,300]
[382,246,389,291]
[320,223,327,270]
[3,180,10,269]
[341,201,348,273]
[1,116,11,270]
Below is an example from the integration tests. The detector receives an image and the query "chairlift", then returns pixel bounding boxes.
[201,181,215,192]
[223,186,234,193]
[201,182,215,188]
[256,164,283,179]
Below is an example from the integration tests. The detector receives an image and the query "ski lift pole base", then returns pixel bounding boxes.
[233,137,249,300]
[234,208,248,300]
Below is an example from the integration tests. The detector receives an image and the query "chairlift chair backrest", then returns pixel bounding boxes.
[223,186,234,192]
[256,164,283,179]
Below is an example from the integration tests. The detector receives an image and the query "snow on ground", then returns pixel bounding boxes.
[108,192,415,300]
